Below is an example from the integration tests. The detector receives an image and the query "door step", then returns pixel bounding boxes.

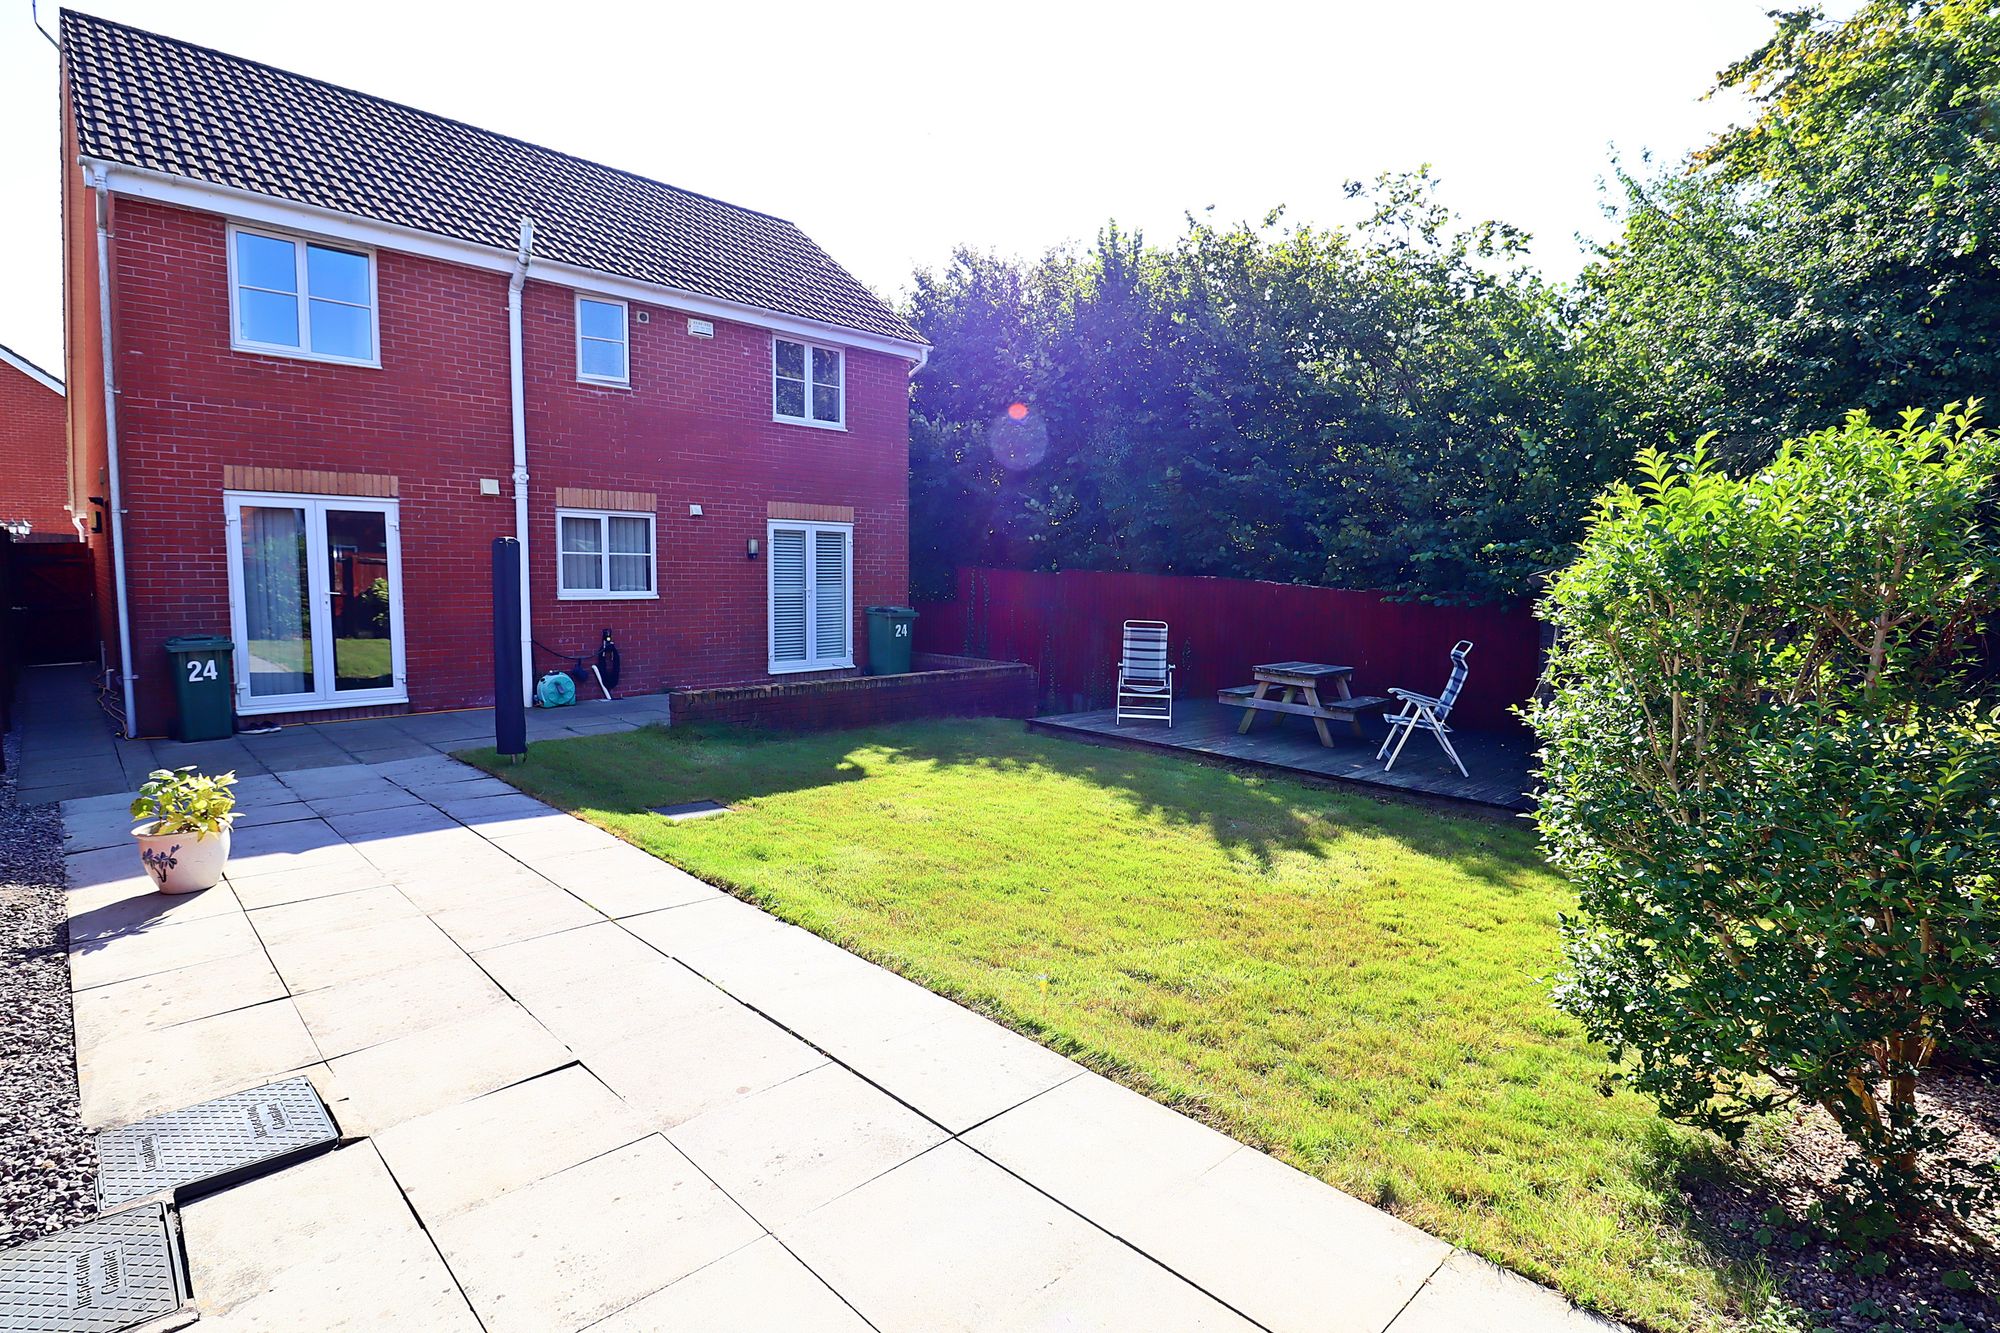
[95,1077,339,1213]
[0,1203,190,1333]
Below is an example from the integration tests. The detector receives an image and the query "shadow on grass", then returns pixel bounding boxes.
[473,718,1542,883]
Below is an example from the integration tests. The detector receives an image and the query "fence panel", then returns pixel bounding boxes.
[915,567,1543,731]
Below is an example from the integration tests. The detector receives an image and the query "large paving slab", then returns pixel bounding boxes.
[668,1063,946,1228]
[373,1066,650,1222]
[589,1235,871,1332]
[77,997,321,1128]
[57,741,1619,1332]
[966,1072,1453,1332]
[780,1142,1259,1331]
[319,1000,574,1134]
[430,1136,764,1333]
[180,1143,480,1331]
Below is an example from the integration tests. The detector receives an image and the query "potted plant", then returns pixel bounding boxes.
[131,767,239,894]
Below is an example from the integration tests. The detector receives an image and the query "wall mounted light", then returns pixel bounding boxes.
[746,537,759,560]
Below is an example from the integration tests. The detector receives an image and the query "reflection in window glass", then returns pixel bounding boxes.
[774,339,841,425]
[325,508,394,692]
[232,229,373,361]
[239,505,312,697]
[577,298,629,383]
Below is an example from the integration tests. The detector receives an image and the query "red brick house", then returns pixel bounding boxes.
[60,13,927,736]
[0,343,71,541]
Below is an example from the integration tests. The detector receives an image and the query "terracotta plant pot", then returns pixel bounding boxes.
[134,826,231,894]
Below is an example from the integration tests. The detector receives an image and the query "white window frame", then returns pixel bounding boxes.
[555,508,658,600]
[772,336,846,430]
[222,490,407,715]
[575,294,631,387]
[226,223,382,368]
[766,519,853,673]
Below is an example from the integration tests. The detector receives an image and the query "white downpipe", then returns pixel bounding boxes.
[508,217,535,706]
[89,165,139,737]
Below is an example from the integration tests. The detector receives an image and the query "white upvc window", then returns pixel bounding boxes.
[773,337,844,428]
[228,224,379,366]
[576,296,630,385]
[557,508,656,599]
[767,520,852,672]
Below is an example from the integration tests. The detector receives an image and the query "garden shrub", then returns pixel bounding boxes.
[1527,406,2000,1237]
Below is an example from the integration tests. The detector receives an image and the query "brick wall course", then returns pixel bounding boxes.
[0,358,69,538]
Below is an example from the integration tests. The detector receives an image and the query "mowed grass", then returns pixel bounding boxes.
[471,719,1745,1330]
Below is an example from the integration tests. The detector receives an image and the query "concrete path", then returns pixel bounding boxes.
[13,662,668,806]
[61,754,1615,1331]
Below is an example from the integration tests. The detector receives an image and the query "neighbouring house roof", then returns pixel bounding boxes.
[0,342,64,396]
[61,11,924,348]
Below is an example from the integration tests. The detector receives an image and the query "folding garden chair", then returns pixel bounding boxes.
[1115,620,1174,725]
[1378,640,1472,775]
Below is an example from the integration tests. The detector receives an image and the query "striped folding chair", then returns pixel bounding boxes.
[1378,640,1473,776]
[1115,620,1173,725]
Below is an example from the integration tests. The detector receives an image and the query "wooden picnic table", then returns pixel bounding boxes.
[1216,661,1390,747]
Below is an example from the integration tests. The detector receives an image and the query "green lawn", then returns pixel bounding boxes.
[471,720,1756,1330]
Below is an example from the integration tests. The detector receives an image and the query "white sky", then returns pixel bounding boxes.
[0,0,1808,374]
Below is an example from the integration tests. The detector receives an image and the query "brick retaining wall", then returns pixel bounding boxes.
[668,654,1034,731]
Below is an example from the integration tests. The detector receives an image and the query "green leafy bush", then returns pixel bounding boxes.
[1527,407,2000,1235]
[131,767,239,838]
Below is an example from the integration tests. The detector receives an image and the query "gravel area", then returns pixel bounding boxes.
[1692,1073,1999,1332]
[0,727,96,1248]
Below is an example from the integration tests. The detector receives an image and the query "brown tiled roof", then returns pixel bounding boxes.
[62,11,923,346]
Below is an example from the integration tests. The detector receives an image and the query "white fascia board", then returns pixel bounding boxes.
[85,158,930,365]
[0,345,64,395]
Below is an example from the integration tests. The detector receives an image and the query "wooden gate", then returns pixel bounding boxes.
[5,540,98,666]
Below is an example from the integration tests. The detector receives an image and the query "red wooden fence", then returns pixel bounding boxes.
[914,568,1545,731]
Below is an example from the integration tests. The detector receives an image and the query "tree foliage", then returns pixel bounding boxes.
[1526,408,2000,1233]
[908,175,1627,604]
[1580,0,2000,459]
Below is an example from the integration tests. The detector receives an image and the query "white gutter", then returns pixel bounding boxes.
[508,217,535,707]
[82,159,931,365]
[88,164,139,736]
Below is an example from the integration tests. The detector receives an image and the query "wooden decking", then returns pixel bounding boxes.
[1028,700,1536,811]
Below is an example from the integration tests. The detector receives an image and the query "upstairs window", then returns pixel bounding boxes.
[557,509,655,599]
[576,296,630,385]
[229,225,377,365]
[773,338,843,427]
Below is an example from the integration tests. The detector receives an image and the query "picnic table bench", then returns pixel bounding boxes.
[1217,662,1389,746]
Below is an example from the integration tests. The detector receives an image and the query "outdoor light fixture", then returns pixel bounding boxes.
[747,537,759,559]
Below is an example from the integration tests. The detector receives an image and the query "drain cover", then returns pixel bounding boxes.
[0,1202,188,1332]
[650,799,729,821]
[96,1076,338,1212]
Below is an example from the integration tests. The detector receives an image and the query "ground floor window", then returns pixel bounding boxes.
[224,491,405,713]
[556,508,656,599]
[768,520,852,672]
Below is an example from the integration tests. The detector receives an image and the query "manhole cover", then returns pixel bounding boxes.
[0,1202,189,1333]
[649,800,729,821]
[96,1076,338,1213]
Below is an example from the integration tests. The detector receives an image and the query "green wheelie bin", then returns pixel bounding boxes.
[164,635,236,742]
[863,606,919,676]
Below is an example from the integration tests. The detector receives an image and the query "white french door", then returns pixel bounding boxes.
[767,520,853,673]
[223,491,407,714]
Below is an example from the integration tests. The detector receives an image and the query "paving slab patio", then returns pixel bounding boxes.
[59,747,1620,1331]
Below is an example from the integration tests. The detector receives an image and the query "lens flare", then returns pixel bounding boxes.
[988,404,1049,471]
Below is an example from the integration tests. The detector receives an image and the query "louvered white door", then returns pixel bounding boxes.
[767,520,853,672]
[813,528,849,662]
